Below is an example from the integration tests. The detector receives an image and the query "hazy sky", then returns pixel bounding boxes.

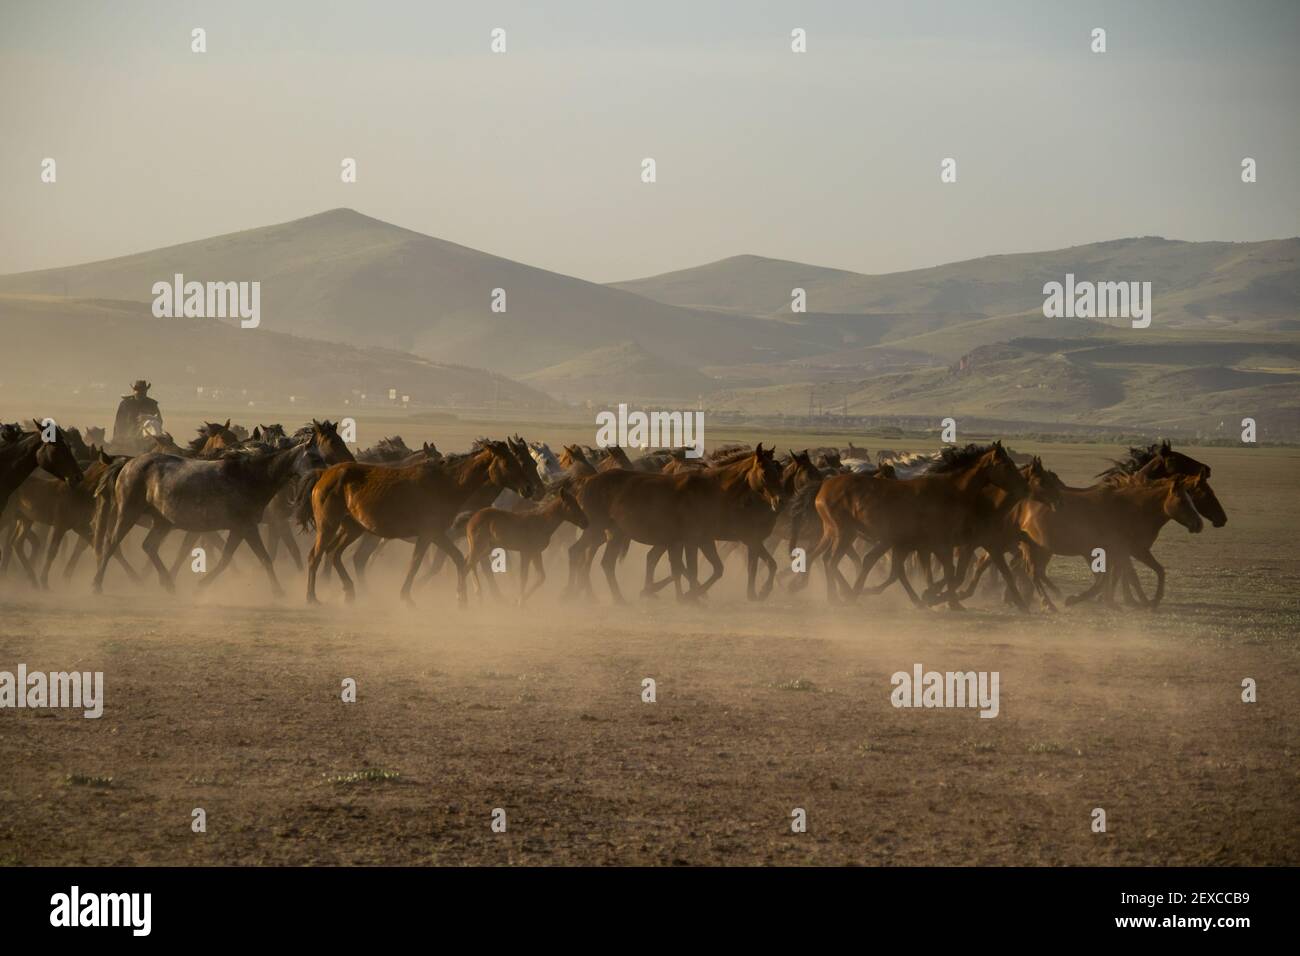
[2,0,1297,282]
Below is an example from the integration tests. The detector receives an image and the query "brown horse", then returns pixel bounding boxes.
[680,446,814,600]
[188,420,242,459]
[0,422,84,520]
[941,457,1069,606]
[806,442,1029,607]
[466,487,589,604]
[304,440,537,605]
[7,450,138,587]
[1016,473,1203,611]
[565,444,784,603]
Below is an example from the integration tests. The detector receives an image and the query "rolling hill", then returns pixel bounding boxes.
[611,237,1300,331]
[2,208,1296,435]
[0,294,553,411]
[0,209,810,377]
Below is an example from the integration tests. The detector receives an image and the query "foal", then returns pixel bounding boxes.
[466,488,588,604]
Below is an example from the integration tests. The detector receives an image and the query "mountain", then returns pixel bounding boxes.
[0,294,553,410]
[611,237,1300,331]
[3,210,1296,435]
[707,331,1300,439]
[0,209,808,377]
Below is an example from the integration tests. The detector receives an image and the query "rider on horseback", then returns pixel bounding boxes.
[112,380,162,448]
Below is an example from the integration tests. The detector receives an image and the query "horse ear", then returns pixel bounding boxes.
[99,449,113,464]
[223,419,231,429]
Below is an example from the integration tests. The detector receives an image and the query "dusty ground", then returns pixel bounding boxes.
[0,435,1296,865]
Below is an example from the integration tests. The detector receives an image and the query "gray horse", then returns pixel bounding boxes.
[92,441,323,596]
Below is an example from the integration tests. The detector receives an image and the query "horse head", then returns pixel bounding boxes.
[31,419,84,486]
[1167,476,1205,534]
[485,439,537,500]
[747,443,785,511]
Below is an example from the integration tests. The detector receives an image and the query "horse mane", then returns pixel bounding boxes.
[707,443,750,462]
[186,427,214,453]
[708,447,756,467]
[930,443,1001,474]
[1097,440,1171,479]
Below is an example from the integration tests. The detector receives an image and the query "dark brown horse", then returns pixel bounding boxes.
[303,440,537,605]
[0,422,84,520]
[1017,472,1203,611]
[7,450,138,587]
[466,487,588,604]
[565,444,784,603]
[806,442,1029,607]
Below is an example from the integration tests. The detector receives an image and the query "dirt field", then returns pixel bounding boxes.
[1,426,1296,866]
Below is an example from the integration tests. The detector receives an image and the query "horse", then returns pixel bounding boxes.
[564,444,784,603]
[91,440,325,596]
[937,456,1068,608]
[1016,473,1204,611]
[0,422,84,521]
[806,442,1028,607]
[303,440,537,606]
[687,447,821,600]
[465,487,588,604]
[187,420,242,459]
[6,450,139,588]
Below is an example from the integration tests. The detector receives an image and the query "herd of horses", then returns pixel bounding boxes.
[0,416,1227,612]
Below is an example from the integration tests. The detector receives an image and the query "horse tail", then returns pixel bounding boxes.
[90,457,129,556]
[787,477,823,549]
[293,468,323,532]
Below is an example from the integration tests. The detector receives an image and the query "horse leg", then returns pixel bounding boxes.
[687,539,726,598]
[196,527,244,589]
[12,519,41,587]
[957,550,992,600]
[745,546,760,600]
[427,529,467,608]
[39,525,70,589]
[853,541,893,595]
[756,543,779,600]
[891,547,929,609]
[398,537,433,605]
[63,532,89,580]
[140,520,177,593]
[169,531,201,579]
[1131,548,1166,610]
[240,524,285,598]
[1019,541,1057,613]
[306,520,342,604]
[935,548,967,611]
[565,526,600,598]
[522,552,546,604]
[352,533,382,585]
[272,518,303,571]
[516,552,532,604]
[600,533,629,604]
[93,494,146,594]
[641,545,666,597]
[666,545,688,601]
[985,548,1029,613]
